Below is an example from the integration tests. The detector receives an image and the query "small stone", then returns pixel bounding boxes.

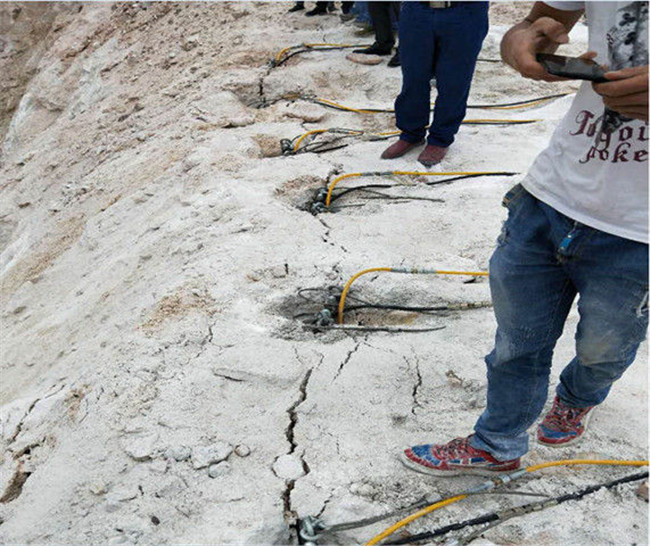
[191,442,233,469]
[120,433,158,461]
[166,445,191,462]
[271,265,288,278]
[350,482,375,498]
[637,481,648,502]
[89,482,108,495]
[182,157,199,172]
[345,52,383,65]
[12,305,26,315]
[272,454,304,480]
[148,459,168,474]
[208,462,231,478]
[234,444,251,457]
[17,201,31,208]
[107,485,139,502]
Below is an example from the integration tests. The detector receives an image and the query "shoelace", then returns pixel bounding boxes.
[436,437,475,459]
[545,403,590,431]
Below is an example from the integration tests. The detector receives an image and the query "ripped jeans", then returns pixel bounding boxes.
[471,184,648,461]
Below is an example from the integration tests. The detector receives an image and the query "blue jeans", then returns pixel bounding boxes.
[471,185,649,461]
[395,2,488,147]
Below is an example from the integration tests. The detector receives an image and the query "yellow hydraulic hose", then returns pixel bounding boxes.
[292,122,539,153]
[325,171,506,207]
[366,495,469,546]
[365,458,649,546]
[337,267,489,324]
[524,459,649,473]
[313,95,563,114]
[274,43,367,64]
[316,97,383,114]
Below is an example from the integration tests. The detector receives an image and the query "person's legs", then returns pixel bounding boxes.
[402,186,578,473]
[469,186,577,461]
[394,2,435,144]
[367,1,396,52]
[427,2,488,147]
[557,228,648,407]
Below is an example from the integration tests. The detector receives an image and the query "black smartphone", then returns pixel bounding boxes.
[536,53,608,83]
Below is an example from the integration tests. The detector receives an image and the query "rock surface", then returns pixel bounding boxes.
[0,3,646,546]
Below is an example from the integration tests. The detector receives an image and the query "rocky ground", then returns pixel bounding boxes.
[0,2,647,545]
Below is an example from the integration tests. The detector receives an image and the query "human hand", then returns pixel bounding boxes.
[592,65,649,122]
[501,17,571,81]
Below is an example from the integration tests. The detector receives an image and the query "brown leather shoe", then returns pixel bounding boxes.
[381,139,423,159]
[418,144,448,167]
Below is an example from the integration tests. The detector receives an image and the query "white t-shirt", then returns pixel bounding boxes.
[523,1,649,243]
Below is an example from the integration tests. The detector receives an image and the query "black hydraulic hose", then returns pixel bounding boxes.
[385,471,649,545]
[328,172,518,204]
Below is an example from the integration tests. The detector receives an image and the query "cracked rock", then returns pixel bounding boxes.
[273,454,304,480]
[191,442,233,469]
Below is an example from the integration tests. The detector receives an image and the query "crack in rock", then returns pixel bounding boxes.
[410,354,423,415]
[8,383,67,445]
[333,341,361,382]
[280,367,313,538]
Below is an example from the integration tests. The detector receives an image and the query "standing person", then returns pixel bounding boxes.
[352,1,401,66]
[381,2,489,166]
[401,1,648,476]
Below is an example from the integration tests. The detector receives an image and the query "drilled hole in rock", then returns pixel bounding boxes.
[274,175,328,213]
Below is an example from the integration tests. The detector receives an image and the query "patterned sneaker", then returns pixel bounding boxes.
[401,435,521,476]
[537,396,595,447]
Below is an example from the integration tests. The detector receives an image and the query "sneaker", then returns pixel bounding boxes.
[537,396,595,447]
[418,144,448,167]
[305,6,327,16]
[401,435,521,476]
[287,2,304,12]
[381,139,423,159]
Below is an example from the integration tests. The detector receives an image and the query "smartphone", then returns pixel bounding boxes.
[536,53,608,83]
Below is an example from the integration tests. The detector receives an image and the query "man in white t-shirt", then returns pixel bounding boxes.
[400,1,648,475]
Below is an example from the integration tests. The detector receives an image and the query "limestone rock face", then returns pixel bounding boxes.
[0,3,645,546]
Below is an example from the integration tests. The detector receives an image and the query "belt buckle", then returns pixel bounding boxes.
[429,1,451,7]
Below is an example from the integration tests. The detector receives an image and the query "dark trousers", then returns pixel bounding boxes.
[368,1,400,51]
[395,1,488,147]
